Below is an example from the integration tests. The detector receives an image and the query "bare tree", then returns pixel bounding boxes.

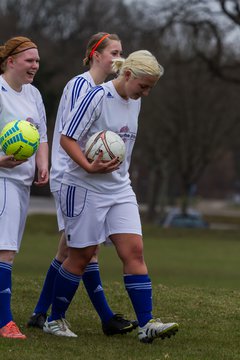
[219,0,240,25]
[129,0,240,217]
[178,0,240,82]
[1,0,240,210]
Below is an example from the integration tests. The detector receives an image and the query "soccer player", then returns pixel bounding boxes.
[0,36,49,339]
[43,50,179,342]
[27,32,138,336]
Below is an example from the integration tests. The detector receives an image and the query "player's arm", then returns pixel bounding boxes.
[34,142,49,186]
[61,87,119,173]
[34,90,49,186]
[60,134,119,174]
[0,155,26,168]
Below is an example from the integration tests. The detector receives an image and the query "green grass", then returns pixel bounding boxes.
[1,214,239,360]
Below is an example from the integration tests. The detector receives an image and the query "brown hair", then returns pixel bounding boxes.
[83,32,120,66]
[0,36,37,74]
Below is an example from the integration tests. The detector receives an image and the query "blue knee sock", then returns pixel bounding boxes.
[34,258,62,314]
[82,262,113,323]
[0,262,13,328]
[49,265,81,321]
[124,274,152,327]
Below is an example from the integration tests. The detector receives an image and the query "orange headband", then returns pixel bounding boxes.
[89,34,110,60]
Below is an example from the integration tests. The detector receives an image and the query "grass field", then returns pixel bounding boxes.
[1,214,240,360]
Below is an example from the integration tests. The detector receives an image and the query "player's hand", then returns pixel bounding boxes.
[0,155,27,168]
[87,151,120,174]
[34,168,49,186]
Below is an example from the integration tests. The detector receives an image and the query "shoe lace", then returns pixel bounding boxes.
[37,313,46,319]
[113,313,124,319]
[59,318,71,330]
[112,313,130,325]
[150,318,162,324]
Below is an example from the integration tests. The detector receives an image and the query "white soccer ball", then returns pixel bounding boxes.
[85,130,125,163]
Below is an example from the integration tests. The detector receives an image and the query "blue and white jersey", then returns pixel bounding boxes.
[50,71,94,192]
[0,75,47,186]
[62,80,141,194]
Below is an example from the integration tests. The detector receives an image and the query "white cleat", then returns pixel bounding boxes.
[138,318,179,343]
[43,318,77,337]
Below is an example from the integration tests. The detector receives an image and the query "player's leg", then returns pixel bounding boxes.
[42,186,137,335]
[28,188,136,334]
[0,251,17,336]
[111,233,179,343]
[43,245,97,337]
[82,250,138,335]
[27,191,67,328]
[43,184,101,337]
[77,188,137,335]
[0,256,26,339]
[82,250,114,324]
[27,232,67,328]
[0,179,29,339]
[108,193,179,343]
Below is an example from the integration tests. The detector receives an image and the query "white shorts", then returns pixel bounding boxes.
[60,184,142,248]
[0,178,30,252]
[52,191,65,231]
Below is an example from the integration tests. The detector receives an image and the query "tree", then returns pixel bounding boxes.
[129,0,240,217]
[1,0,240,213]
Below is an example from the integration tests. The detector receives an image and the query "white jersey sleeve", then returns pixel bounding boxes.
[62,85,104,143]
[50,72,94,192]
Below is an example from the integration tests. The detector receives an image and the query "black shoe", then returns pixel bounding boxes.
[27,313,47,329]
[130,319,139,329]
[102,314,139,336]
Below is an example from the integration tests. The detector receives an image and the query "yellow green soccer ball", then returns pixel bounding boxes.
[0,120,40,160]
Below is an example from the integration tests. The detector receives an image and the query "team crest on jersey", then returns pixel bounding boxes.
[119,126,136,142]
[120,126,129,133]
[119,126,129,143]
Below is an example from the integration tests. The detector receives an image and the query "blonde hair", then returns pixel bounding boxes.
[0,36,37,74]
[83,32,121,66]
[112,50,164,79]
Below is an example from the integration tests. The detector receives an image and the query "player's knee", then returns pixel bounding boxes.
[63,258,86,275]
[0,250,16,263]
[91,244,100,259]
[56,247,68,262]
[56,252,68,263]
